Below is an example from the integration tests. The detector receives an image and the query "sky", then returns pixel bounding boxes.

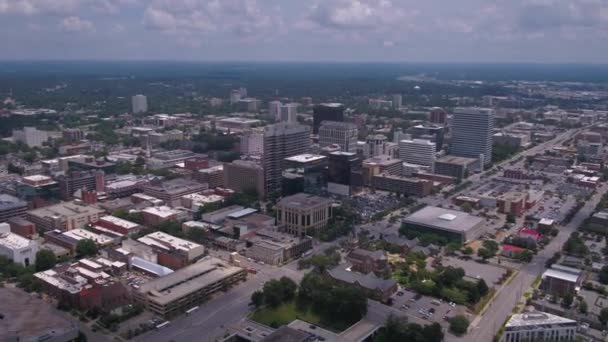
[1,0,608,63]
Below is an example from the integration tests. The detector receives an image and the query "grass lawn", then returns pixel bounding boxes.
[250,301,321,328]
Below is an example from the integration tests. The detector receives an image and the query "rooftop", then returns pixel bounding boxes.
[99,215,140,230]
[138,231,202,253]
[403,206,484,232]
[0,225,33,249]
[284,153,327,164]
[436,155,478,165]
[27,202,104,219]
[0,194,27,210]
[62,229,113,245]
[277,193,333,209]
[506,311,576,328]
[136,257,244,305]
[327,267,396,292]
[141,206,178,218]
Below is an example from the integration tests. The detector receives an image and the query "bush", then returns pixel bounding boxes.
[449,315,470,336]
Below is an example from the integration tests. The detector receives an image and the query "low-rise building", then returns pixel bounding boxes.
[138,231,205,269]
[141,206,180,226]
[401,206,485,244]
[434,155,477,180]
[181,193,224,211]
[502,311,577,342]
[245,230,312,265]
[44,228,114,253]
[7,217,37,239]
[143,178,207,207]
[276,193,333,237]
[540,265,583,297]
[0,223,38,266]
[327,267,397,302]
[97,215,142,236]
[346,248,388,275]
[195,165,225,189]
[223,160,265,198]
[26,201,105,232]
[371,174,433,197]
[134,257,246,317]
[0,193,28,222]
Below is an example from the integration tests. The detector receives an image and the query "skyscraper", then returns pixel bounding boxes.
[327,151,362,196]
[263,123,311,195]
[318,121,358,153]
[392,94,403,109]
[279,103,298,123]
[131,94,148,114]
[398,139,436,168]
[269,101,282,120]
[313,103,344,134]
[429,107,447,125]
[450,107,494,167]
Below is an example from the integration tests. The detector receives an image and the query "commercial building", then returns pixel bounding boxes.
[27,201,104,232]
[503,311,577,342]
[12,127,48,147]
[0,223,38,266]
[245,230,312,265]
[195,165,224,189]
[68,157,117,174]
[365,134,389,157]
[134,257,246,317]
[44,228,114,253]
[0,194,27,222]
[138,231,205,269]
[141,206,182,226]
[371,174,433,197]
[392,94,402,109]
[143,178,207,207]
[279,103,298,123]
[361,156,402,186]
[236,98,262,113]
[398,139,436,167]
[269,100,282,120]
[132,94,148,113]
[16,174,59,206]
[223,160,265,198]
[401,206,485,243]
[429,107,447,125]
[106,177,149,198]
[494,132,531,148]
[451,107,494,167]
[318,121,358,153]
[368,98,393,109]
[217,117,261,131]
[313,103,344,134]
[263,123,311,195]
[97,215,142,236]
[181,193,224,211]
[0,287,79,342]
[62,128,84,144]
[240,129,264,155]
[434,155,478,180]
[147,150,206,170]
[7,217,37,239]
[540,265,583,297]
[276,193,333,237]
[282,154,328,195]
[327,151,362,196]
[57,170,105,200]
[408,124,445,152]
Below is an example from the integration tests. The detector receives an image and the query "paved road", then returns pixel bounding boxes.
[448,183,608,342]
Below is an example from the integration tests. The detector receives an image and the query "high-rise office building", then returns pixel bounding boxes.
[240,129,264,155]
[398,139,436,168]
[12,127,48,148]
[313,103,344,134]
[279,103,298,123]
[450,107,494,167]
[131,94,148,114]
[327,152,362,196]
[409,124,445,152]
[366,134,388,157]
[230,89,242,104]
[429,107,447,125]
[392,94,403,109]
[263,123,311,195]
[269,101,282,120]
[318,121,358,153]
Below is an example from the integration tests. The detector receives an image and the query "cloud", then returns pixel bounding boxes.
[60,15,94,32]
[143,0,281,39]
[305,0,410,31]
[0,0,138,15]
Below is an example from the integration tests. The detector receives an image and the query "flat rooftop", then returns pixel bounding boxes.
[100,215,140,229]
[27,201,104,218]
[138,231,202,253]
[0,193,27,210]
[141,206,178,218]
[277,193,332,209]
[284,153,327,164]
[506,311,576,328]
[436,155,478,165]
[0,287,78,341]
[137,257,244,305]
[0,231,33,249]
[403,206,484,232]
[62,228,113,245]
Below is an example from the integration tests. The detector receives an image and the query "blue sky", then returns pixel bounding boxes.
[1,0,607,63]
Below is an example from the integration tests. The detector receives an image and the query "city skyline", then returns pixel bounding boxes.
[1,0,608,63]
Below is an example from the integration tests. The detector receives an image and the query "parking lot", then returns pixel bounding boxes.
[527,194,578,223]
[440,257,508,286]
[390,289,469,329]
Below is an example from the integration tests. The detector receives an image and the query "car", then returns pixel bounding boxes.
[414,294,422,300]
[449,302,456,307]
[309,325,317,330]
[429,308,436,314]
[397,291,404,296]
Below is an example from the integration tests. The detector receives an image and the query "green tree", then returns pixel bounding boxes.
[518,249,534,263]
[579,300,588,314]
[251,290,265,308]
[600,307,608,327]
[76,239,98,258]
[599,266,608,285]
[460,203,473,213]
[477,248,495,261]
[476,279,489,296]
[35,249,57,272]
[310,254,331,272]
[562,293,574,308]
[449,315,470,336]
[462,246,474,255]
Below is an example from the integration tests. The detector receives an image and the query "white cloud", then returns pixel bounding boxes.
[0,0,138,15]
[60,15,94,32]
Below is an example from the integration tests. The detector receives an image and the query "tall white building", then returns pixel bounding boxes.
[263,123,311,194]
[318,121,358,153]
[451,107,494,167]
[366,134,388,157]
[240,129,264,155]
[503,311,577,342]
[0,223,38,266]
[398,139,436,168]
[279,103,298,123]
[269,101,282,120]
[12,127,48,147]
[132,94,148,113]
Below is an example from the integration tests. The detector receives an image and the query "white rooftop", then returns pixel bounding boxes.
[285,154,327,163]
[138,231,202,252]
[100,215,140,230]
[141,206,178,218]
[0,231,33,249]
[506,311,576,328]
[62,229,113,245]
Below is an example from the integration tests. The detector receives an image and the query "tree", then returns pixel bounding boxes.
[76,239,98,258]
[600,307,608,327]
[35,249,56,272]
[251,290,264,308]
[476,279,489,296]
[518,249,534,263]
[449,315,470,336]
[562,293,574,308]
[462,246,474,255]
[599,266,608,285]
[579,300,588,314]
[477,248,495,261]
[460,203,473,213]
[310,254,331,272]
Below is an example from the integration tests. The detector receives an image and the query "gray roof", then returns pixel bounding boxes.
[506,311,576,328]
[327,267,396,292]
[403,206,484,233]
